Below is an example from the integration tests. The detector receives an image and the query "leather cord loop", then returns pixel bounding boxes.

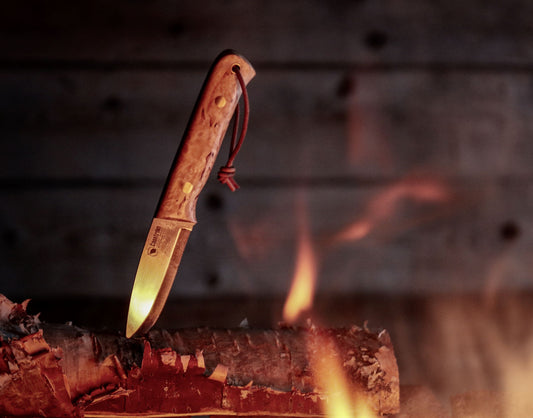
[217,67,249,191]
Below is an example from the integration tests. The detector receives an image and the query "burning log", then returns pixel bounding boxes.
[0,295,399,416]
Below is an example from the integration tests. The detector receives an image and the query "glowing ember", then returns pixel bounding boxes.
[282,212,317,323]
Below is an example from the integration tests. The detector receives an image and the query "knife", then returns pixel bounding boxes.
[126,50,255,338]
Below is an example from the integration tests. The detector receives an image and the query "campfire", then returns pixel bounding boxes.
[2,43,531,418]
[0,159,486,418]
[0,50,398,417]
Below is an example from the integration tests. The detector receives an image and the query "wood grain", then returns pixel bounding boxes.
[9,292,533,414]
[1,179,530,298]
[0,1,532,299]
[0,295,400,416]
[1,1,532,65]
[155,51,255,221]
[1,71,533,180]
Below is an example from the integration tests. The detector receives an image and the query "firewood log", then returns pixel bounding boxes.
[0,295,399,416]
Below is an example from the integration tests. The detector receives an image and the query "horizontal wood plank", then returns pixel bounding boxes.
[1,70,533,180]
[1,1,532,65]
[0,2,531,406]
[0,180,530,297]
[1,1,532,300]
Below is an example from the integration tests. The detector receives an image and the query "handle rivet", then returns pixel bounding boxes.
[214,96,226,108]
[182,181,194,194]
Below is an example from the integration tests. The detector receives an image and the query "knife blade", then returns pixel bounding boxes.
[126,50,255,338]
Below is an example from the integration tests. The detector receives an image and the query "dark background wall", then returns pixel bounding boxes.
[2,1,533,406]
[1,1,532,299]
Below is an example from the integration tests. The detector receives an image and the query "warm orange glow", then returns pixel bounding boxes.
[332,176,449,244]
[309,333,375,418]
[333,219,373,243]
[346,91,392,171]
[229,216,278,262]
[474,314,533,417]
[501,344,533,417]
[282,217,317,323]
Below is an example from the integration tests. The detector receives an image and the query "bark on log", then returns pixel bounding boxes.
[0,295,399,416]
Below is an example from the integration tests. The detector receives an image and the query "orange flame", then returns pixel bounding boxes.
[309,332,375,418]
[281,193,383,416]
[282,211,317,324]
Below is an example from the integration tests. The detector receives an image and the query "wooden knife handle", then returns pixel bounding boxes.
[155,50,255,223]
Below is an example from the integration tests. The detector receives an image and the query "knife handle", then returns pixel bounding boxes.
[155,50,255,223]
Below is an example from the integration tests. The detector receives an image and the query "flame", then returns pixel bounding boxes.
[500,340,533,417]
[419,294,533,417]
[282,198,376,416]
[282,211,317,323]
[309,332,375,418]
[474,304,533,417]
[332,176,449,244]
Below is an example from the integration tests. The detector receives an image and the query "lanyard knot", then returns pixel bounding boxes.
[217,66,250,191]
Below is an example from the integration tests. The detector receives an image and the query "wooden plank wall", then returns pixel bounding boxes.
[1,0,532,299]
